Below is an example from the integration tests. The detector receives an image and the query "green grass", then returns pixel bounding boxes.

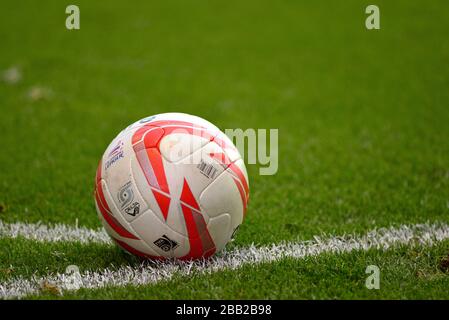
[0,237,137,283]
[1,0,449,299]
[29,241,449,299]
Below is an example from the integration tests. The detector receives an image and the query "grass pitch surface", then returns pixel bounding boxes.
[1,0,449,299]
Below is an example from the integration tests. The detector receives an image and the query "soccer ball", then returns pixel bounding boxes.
[94,113,249,260]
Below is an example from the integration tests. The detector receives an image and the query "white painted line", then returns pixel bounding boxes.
[0,221,111,244]
[1,222,449,299]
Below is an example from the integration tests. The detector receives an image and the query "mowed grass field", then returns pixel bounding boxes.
[1,0,449,299]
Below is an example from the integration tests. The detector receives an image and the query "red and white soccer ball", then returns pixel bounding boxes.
[94,113,249,260]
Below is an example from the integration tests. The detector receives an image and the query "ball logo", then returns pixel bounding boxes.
[105,140,124,169]
[153,235,179,252]
[139,115,156,123]
[197,160,218,179]
[118,182,134,208]
[118,182,141,216]
[124,202,140,216]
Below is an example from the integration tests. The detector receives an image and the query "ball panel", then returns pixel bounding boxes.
[159,132,212,163]
[225,158,250,219]
[130,209,189,258]
[230,158,249,190]
[130,149,174,225]
[207,213,232,252]
[100,128,151,223]
[214,131,242,163]
[101,130,132,182]
[130,141,227,237]
[96,179,139,240]
[199,169,244,227]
